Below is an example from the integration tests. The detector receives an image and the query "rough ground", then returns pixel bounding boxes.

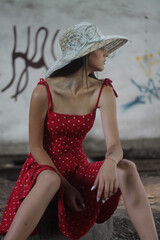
[0,164,159,239]
[112,173,160,239]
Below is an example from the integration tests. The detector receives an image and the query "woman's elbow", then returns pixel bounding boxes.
[120,147,124,159]
[29,144,44,157]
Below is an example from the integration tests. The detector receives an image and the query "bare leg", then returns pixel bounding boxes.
[4,170,61,240]
[117,159,158,240]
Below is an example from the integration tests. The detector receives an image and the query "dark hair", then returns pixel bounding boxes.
[49,54,98,82]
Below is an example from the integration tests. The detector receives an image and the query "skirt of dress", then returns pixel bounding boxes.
[58,160,121,239]
[0,155,121,240]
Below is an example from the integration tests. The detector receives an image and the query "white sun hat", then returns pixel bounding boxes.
[45,22,128,79]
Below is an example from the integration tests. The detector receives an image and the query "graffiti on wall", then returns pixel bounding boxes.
[1,26,60,100]
[122,52,160,111]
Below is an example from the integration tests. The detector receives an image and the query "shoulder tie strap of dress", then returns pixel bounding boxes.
[37,78,53,114]
[95,78,118,109]
[104,78,118,98]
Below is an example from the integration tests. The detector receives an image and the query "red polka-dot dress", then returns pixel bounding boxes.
[0,77,121,240]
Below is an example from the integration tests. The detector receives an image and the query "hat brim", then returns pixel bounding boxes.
[45,35,128,79]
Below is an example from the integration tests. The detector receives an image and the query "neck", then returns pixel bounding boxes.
[58,67,94,96]
[65,67,91,88]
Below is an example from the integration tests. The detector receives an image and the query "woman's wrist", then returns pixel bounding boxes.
[104,157,117,165]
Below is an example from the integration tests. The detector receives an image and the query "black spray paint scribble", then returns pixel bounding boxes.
[1,26,60,100]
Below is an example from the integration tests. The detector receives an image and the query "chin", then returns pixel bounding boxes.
[96,67,104,72]
[92,66,104,72]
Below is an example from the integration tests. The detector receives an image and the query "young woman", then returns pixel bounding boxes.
[0,22,158,240]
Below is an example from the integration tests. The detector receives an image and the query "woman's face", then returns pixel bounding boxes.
[88,47,109,72]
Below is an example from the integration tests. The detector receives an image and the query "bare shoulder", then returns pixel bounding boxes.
[29,83,49,116]
[88,77,115,108]
[98,79,116,109]
[31,83,48,103]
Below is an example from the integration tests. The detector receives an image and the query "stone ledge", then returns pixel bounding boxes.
[29,197,113,240]
[112,208,160,240]
[83,137,160,159]
[1,138,160,158]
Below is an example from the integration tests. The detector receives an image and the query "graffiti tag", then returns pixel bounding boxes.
[1,26,59,100]
[122,52,160,112]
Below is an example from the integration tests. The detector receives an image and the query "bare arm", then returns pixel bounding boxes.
[92,83,123,201]
[99,83,123,164]
[29,84,70,189]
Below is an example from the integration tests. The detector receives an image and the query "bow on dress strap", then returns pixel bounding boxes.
[104,78,118,98]
[39,77,46,84]
[37,78,53,114]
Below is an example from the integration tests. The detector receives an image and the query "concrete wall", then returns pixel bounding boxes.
[0,0,160,153]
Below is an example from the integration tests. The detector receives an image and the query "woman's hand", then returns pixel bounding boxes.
[91,159,119,203]
[63,183,85,212]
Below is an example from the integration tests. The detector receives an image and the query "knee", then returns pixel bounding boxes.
[118,159,138,179]
[37,170,61,193]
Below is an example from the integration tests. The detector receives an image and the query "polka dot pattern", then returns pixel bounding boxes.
[0,78,120,239]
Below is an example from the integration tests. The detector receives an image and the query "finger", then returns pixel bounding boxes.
[96,178,104,202]
[69,200,75,211]
[94,175,99,189]
[108,182,114,197]
[114,178,119,193]
[91,175,99,191]
[72,199,83,212]
[76,192,85,209]
[103,181,109,201]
